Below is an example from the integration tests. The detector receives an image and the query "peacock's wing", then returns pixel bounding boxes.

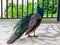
[7,14,32,44]
[14,15,32,35]
[25,13,42,35]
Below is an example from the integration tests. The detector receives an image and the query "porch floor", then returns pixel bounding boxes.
[0,19,60,45]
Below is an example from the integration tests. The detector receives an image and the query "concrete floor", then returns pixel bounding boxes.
[0,19,60,45]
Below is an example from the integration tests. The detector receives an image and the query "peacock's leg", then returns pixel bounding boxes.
[33,30,38,37]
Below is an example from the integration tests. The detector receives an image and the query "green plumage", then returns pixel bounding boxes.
[13,14,32,35]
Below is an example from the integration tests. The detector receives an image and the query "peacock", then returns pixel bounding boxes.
[7,4,43,44]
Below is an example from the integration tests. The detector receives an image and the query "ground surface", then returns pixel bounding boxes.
[0,19,60,45]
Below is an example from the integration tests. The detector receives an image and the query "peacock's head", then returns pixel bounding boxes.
[37,5,43,18]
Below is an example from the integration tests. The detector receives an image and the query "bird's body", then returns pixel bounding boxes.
[7,5,43,44]
[25,13,42,35]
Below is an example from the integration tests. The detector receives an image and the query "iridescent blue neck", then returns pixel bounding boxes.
[37,6,43,18]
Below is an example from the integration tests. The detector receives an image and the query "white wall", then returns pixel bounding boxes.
[3,0,6,17]
[0,0,6,17]
[0,1,1,16]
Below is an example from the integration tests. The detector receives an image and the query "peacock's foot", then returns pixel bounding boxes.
[28,35,38,37]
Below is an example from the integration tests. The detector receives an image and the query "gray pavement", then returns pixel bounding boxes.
[0,19,60,45]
